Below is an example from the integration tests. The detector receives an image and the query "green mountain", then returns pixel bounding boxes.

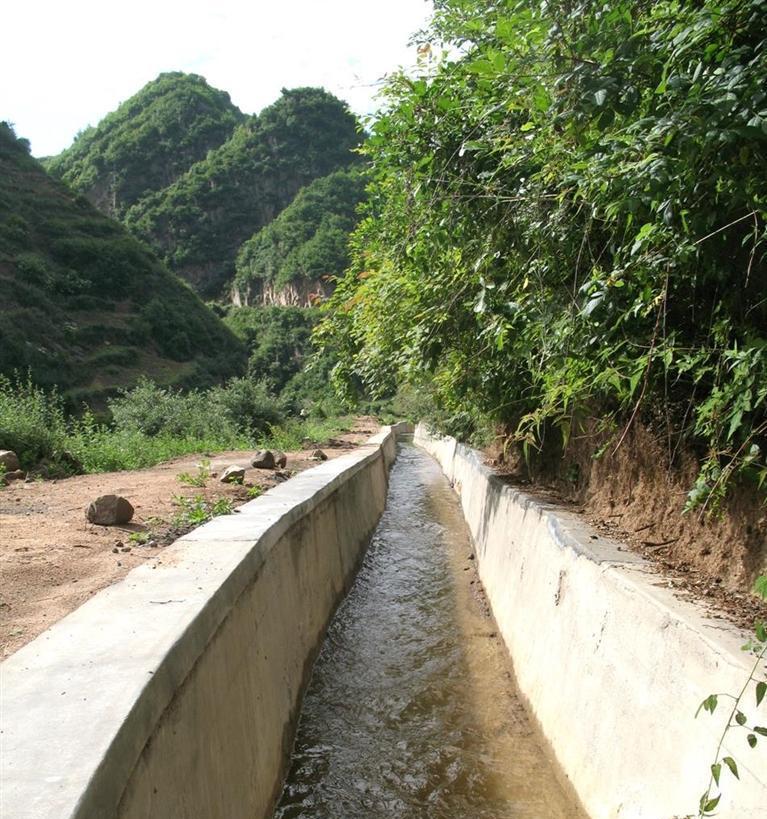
[0,122,246,406]
[44,72,244,219]
[123,87,362,297]
[232,167,367,306]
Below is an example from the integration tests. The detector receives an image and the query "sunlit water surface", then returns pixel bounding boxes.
[273,443,585,818]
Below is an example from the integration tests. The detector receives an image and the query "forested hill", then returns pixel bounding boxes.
[123,87,363,297]
[0,122,245,405]
[232,167,367,307]
[44,73,244,218]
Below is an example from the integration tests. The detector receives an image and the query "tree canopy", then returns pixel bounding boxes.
[320,0,767,508]
[44,72,244,218]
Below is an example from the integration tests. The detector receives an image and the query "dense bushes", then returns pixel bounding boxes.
[320,0,767,509]
[0,373,343,476]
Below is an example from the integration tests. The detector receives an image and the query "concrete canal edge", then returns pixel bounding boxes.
[1,423,411,819]
[415,423,766,819]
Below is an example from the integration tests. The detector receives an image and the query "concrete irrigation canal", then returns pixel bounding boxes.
[2,424,765,818]
[274,442,583,818]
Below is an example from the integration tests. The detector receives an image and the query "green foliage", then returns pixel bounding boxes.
[259,415,353,453]
[124,87,363,296]
[321,0,767,505]
[697,575,767,815]
[172,494,234,527]
[0,374,70,469]
[177,459,211,487]
[44,72,244,217]
[233,167,367,299]
[107,377,281,440]
[0,122,246,398]
[224,306,341,414]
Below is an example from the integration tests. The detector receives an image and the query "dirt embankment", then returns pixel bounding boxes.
[486,419,767,631]
[0,423,377,658]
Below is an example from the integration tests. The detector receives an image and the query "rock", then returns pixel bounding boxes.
[274,470,290,483]
[4,469,25,481]
[86,495,134,526]
[220,465,246,484]
[251,450,276,469]
[310,449,328,461]
[0,451,20,472]
[274,450,287,468]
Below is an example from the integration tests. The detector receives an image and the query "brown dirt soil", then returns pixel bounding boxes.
[0,420,378,658]
[486,419,767,632]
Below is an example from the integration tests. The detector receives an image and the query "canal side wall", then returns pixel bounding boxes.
[1,424,410,819]
[415,424,766,819]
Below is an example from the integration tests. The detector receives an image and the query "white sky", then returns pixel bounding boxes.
[2,0,433,157]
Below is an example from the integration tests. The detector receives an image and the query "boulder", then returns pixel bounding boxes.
[274,450,287,468]
[86,495,134,526]
[251,450,276,469]
[220,465,246,484]
[310,449,328,461]
[0,450,20,472]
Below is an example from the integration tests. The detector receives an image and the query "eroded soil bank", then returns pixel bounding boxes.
[0,423,375,657]
[274,443,585,818]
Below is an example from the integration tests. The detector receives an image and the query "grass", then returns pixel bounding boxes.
[172,494,234,527]
[0,374,355,479]
[259,416,353,452]
[176,459,211,487]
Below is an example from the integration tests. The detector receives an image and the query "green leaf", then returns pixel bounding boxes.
[711,762,721,786]
[754,726,767,736]
[722,756,739,779]
[703,795,721,812]
[735,711,747,726]
[755,622,767,643]
[757,681,766,707]
[747,733,757,748]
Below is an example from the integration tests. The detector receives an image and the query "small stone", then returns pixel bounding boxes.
[220,465,246,484]
[274,450,287,468]
[112,547,119,554]
[310,449,328,461]
[467,553,475,560]
[121,546,132,553]
[86,495,134,526]
[4,469,25,481]
[251,450,276,469]
[0,451,20,472]
[274,470,290,483]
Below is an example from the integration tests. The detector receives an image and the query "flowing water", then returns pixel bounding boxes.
[273,443,585,818]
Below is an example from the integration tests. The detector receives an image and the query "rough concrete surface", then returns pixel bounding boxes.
[1,424,409,819]
[415,424,766,819]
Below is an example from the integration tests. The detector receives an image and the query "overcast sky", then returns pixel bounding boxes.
[3,0,433,157]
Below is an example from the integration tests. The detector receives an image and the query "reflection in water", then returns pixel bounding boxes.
[273,444,584,818]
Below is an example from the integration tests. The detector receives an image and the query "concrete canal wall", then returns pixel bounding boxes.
[415,424,766,819]
[1,424,410,819]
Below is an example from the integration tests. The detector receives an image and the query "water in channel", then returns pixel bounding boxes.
[274,443,585,818]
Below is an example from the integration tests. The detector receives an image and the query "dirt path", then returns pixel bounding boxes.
[0,423,377,658]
